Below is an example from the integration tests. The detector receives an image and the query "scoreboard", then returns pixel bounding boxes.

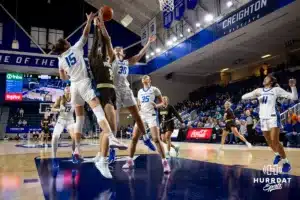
[5,73,23,101]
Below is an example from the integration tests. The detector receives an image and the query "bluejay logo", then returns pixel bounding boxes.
[253,165,292,192]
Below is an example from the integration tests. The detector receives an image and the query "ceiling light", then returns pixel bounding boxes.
[196,23,201,28]
[155,48,161,53]
[146,55,149,59]
[261,54,271,59]
[167,40,173,46]
[150,52,155,56]
[221,68,229,72]
[11,40,19,49]
[172,36,177,42]
[227,1,233,8]
[204,14,214,22]
[187,28,191,33]
[121,14,133,27]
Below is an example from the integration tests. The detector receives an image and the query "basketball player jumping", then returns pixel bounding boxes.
[51,85,76,167]
[242,75,298,173]
[102,24,156,160]
[220,101,252,149]
[89,12,127,166]
[52,12,126,164]
[159,96,184,158]
[123,75,171,173]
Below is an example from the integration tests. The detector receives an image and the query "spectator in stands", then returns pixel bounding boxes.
[288,116,300,147]
[18,119,22,127]
[23,119,27,127]
[19,108,24,118]
[284,119,294,147]
[204,117,214,128]
[245,110,255,145]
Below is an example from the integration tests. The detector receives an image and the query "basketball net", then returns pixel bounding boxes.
[159,0,174,12]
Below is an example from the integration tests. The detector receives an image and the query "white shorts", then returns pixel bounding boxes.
[115,87,137,109]
[260,117,281,132]
[71,78,96,106]
[138,113,159,129]
[53,118,75,136]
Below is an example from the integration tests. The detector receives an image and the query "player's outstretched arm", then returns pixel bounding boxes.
[89,18,100,59]
[74,12,95,50]
[97,10,115,62]
[242,89,260,100]
[171,106,184,123]
[128,36,156,66]
[277,79,298,100]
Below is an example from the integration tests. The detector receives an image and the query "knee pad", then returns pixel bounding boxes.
[74,116,85,133]
[92,105,105,122]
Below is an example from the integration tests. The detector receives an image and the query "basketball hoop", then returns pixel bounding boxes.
[159,0,174,12]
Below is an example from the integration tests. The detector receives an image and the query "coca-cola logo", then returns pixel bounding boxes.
[187,128,212,140]
[190,130,208,138]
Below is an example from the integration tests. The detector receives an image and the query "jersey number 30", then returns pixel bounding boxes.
[142,96,150,103]
[65,53,77,68]
[118,66,127,75]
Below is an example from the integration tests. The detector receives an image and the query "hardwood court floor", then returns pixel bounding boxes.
[0,140,300,200]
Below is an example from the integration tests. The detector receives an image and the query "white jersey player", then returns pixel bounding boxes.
[52,12,126,172]
[51,86,75,168]
[123,75,171,173]
[242,75,297,173]
[108,36,157,157]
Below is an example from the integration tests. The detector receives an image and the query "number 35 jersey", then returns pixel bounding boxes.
[112,59,130,89]
[138,86,162,115]
[58,36,89,83]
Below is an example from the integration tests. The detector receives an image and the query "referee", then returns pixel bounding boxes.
[245,110,255,145]
[159,96,184,158]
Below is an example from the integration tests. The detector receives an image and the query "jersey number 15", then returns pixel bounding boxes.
[66,53,77,68]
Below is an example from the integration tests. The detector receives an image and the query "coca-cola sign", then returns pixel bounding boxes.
[186,128,213,140]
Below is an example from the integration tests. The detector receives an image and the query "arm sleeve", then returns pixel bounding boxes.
[74,36,88,50]
[242,89,260,100]
[276,87,298,100]
[171,106,184,123]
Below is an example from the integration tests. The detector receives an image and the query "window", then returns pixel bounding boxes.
[88,34,94,54]
[30,27,47,48]
[0,23,3,45]
[48,29,64,49]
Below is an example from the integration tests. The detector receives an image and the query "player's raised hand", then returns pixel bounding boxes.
[86,12,96,23]
[289,79,296,87]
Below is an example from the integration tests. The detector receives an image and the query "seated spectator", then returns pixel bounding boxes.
[23,120,27,127]
[18,119,22,127]
[20,108,24,117]
[204,118,214,128]
[286,116,300,147]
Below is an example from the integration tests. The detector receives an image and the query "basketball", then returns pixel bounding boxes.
[101,6,113,21]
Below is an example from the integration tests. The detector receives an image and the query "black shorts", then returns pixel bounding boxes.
[225,120,237,132]
[161,121,175,133]
[96,87,117,110]
[42,127,50,134]
[33,134,39,139]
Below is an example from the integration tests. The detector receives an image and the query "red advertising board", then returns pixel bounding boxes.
[5,93,22,101]
[186,128,213,140]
